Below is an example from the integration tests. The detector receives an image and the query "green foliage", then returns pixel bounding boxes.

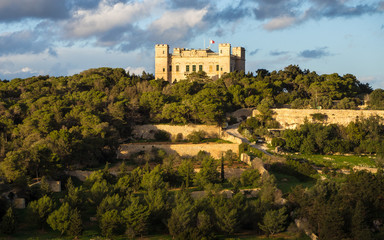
[168,191,196,239]
[271,137,286,148]
[68,208,83,238]
[186,130,206,143]
[310,113,327,122]
[0,66,375,181]
[240,169,261,187]
[154,130,170,141]
[367,88,384,109]
[0,207,16,234]
[141,165,166,191]
[64,177,83,208]
[47,202,71,235]
[99,209,124,237]
[29,195,54,229]
[122,196,150,238]
[96,194,123,219]
[259,207,288,236]
[194,156,220,188]
[178,160,195,188]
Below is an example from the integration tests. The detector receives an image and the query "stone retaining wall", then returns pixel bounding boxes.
[132,124,221,140]
[253,108,384,129]
[118,142,239,159]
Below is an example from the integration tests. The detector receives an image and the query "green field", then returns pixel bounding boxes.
[295,154,377,169]
[270,171,316,194]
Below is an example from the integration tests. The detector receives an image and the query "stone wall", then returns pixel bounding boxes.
[253,108,384,129]
[132,124,221,140]
[118,142,239,159]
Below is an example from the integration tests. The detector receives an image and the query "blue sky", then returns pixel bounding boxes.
[0,0,383,88]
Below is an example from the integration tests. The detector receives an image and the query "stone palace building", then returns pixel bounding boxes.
[155,43,245,82]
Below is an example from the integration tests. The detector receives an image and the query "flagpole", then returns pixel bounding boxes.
[204,38,206,49]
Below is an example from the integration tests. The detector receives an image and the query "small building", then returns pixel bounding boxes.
[155,43,245,82]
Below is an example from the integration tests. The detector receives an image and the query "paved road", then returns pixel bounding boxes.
[224,123,272,156]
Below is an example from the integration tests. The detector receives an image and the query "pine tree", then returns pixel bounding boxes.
[47,202,71,235]
[122,196,150,238]
[259,207,288,236]
[68,208,83,238]
[168,191,196,239]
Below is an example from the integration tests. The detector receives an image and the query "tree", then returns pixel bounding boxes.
[178,160,194,188]
[144,188,169,226]
[29,195,54,229]
[68,208,83,238]
[141,165,165,191]
[168,191,196,239]
[99,209,124,237]
[259,174,277,203]
[64,177,83,208]
[47,202,71,235]
[351,201,373,240]
[122,196,150,238]
[194,156,219,188]
[258,207,287,236]
[0,207,16,234]
[89,179,110,205]
[240,169,260,187]
[96,194,123,219]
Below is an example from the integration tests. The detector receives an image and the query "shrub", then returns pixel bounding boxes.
[310,113,328,122]
[154,130,170,141]
[271,137,286,148]
[187,130,206,143]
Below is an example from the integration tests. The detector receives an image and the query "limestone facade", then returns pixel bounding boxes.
[155,43,245,82]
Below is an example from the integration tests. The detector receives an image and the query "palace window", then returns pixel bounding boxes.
[199,65,203,71]
[216,65,219,71]
[192,65,196,72]
[186,65,190,72]
[163,68,165,72]
[176,65,179,72]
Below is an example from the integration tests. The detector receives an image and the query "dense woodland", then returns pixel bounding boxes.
[1,66,384,239]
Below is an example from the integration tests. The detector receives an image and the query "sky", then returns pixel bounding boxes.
[0,0,383,88]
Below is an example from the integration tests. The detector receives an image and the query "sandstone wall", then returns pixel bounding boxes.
[118,142,238,159]
[253,108,384,129]
[132,124,221,140]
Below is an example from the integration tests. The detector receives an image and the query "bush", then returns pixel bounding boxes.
[187,130,206,143]
[271,137,286,148]
[154,130,170,141]
[240,169,260,187]
[310,113,328,122]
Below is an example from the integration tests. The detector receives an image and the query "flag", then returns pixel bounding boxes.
[210,40,215,44]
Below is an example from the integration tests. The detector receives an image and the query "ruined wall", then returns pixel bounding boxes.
[132,124,221,140]
[253,108,384,129]
[118,143,239,159]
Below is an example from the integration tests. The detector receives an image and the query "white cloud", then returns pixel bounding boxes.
[21,67,32,72]
[151,7,208,33]
[65,0,161,38]
[125,66,146,75]
[263,16,297,31]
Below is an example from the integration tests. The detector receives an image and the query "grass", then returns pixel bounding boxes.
[295,154,377,169]
[269,171,316,194]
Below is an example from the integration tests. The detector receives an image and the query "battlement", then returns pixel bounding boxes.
[219,43,231,47]
[155,44,169,47]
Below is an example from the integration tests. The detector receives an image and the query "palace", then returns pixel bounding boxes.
[155,43,245,82]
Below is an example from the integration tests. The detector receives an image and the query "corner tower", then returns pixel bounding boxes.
[232,47,245,72]
[155,44,170,82]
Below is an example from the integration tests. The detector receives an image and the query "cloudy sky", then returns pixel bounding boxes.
[0,0,383,88]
